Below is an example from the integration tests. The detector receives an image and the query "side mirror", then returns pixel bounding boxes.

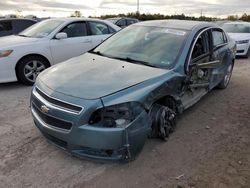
[55,32,67,40]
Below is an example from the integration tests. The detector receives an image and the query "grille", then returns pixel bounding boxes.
[32,103,73,130]
[35,87,82,113]
[237,50,244,53]
[43,131,68,148]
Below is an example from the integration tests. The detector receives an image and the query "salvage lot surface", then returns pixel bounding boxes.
[0,58,249,188]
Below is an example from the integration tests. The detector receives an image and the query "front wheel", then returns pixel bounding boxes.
[217,64,233,89]
[17,56,49,85]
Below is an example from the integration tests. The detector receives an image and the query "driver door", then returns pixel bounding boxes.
[50,21,93,64]
[181,29,215,109]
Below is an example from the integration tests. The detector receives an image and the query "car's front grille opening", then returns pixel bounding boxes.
[77,147,114,157]
[35,87,82,113]
[32,103,73,130]
[43,131,68,149]
[237,50,244,53]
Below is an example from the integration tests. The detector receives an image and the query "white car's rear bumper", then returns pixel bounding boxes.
[0,57,18,83]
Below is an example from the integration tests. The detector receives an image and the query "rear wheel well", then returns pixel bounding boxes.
[15,54,51,80]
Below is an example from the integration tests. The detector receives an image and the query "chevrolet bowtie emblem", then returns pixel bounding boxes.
[41,105,50,113]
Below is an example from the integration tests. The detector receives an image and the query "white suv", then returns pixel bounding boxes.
[0,18,120,85]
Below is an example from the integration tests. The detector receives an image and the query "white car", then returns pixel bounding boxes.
[222,22,250,58]
[0,18,120,85]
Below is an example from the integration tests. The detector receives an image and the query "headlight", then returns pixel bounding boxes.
[89,102,144,128]
[0,50,13,58]
[236,40,249,44]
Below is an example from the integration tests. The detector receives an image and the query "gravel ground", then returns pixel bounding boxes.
[0,58,249,188]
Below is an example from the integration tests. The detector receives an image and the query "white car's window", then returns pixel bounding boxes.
[117,19,126,27]
[61,22,87,38]
[127,19,136,25]
[107,18,119,24]
[93,25,188,69]
[89,22,109,35]
[222,24,250,33]
[19,19,64,38]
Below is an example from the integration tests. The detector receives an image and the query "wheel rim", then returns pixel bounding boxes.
[24,60,46,83]
[224,65,232,86]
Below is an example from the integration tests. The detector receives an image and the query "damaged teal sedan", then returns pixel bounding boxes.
[31,20,236,161]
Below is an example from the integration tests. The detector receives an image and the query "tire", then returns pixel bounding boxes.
[217,63,233,89]
[149,104,176,141]
[16,56,49,85]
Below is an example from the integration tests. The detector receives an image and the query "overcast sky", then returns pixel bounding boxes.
[0,0,249,18]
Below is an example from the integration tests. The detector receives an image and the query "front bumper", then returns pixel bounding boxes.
[0,56,18,83]
[236,43,250,56]
[31,85,150,161]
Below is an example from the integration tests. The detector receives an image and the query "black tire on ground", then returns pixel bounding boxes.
[16,56,49,85]
[149,103,176,141]
[217,63,234,89]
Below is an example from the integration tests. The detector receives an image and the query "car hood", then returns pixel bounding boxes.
[39,53,168,100]
[227,33,250,41]
[0,35,39,49]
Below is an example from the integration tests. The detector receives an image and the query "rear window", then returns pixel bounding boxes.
[127,19,136,25]
[0,21,12,32]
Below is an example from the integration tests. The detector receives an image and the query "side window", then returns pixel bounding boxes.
[0,21,12,32]
[89,22,109,35]
[191,31,210,60]
[117,19,126,27]
[212,30,226,47]
[61,22,87,38]
[127,19,135,26]
[108,26,116,34]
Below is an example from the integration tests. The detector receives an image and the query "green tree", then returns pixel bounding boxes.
[71,10,82,17]
[240,13,250,22]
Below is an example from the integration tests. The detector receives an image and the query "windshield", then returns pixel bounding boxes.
[222,24,250,33]
[19,19,64,38]
[93,25,188,69]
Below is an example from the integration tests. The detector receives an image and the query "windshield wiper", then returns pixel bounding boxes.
[89,51,105,57]
[112,57,158,68]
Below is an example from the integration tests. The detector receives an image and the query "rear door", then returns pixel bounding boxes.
[209,28,230,88]
[50,21,93,64]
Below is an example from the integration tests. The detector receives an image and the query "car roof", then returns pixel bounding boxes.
[0,18,37,22]
[136,19,216,31]
[107,17,138,20]
[47,17,121,31]
[49,17,109,22]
